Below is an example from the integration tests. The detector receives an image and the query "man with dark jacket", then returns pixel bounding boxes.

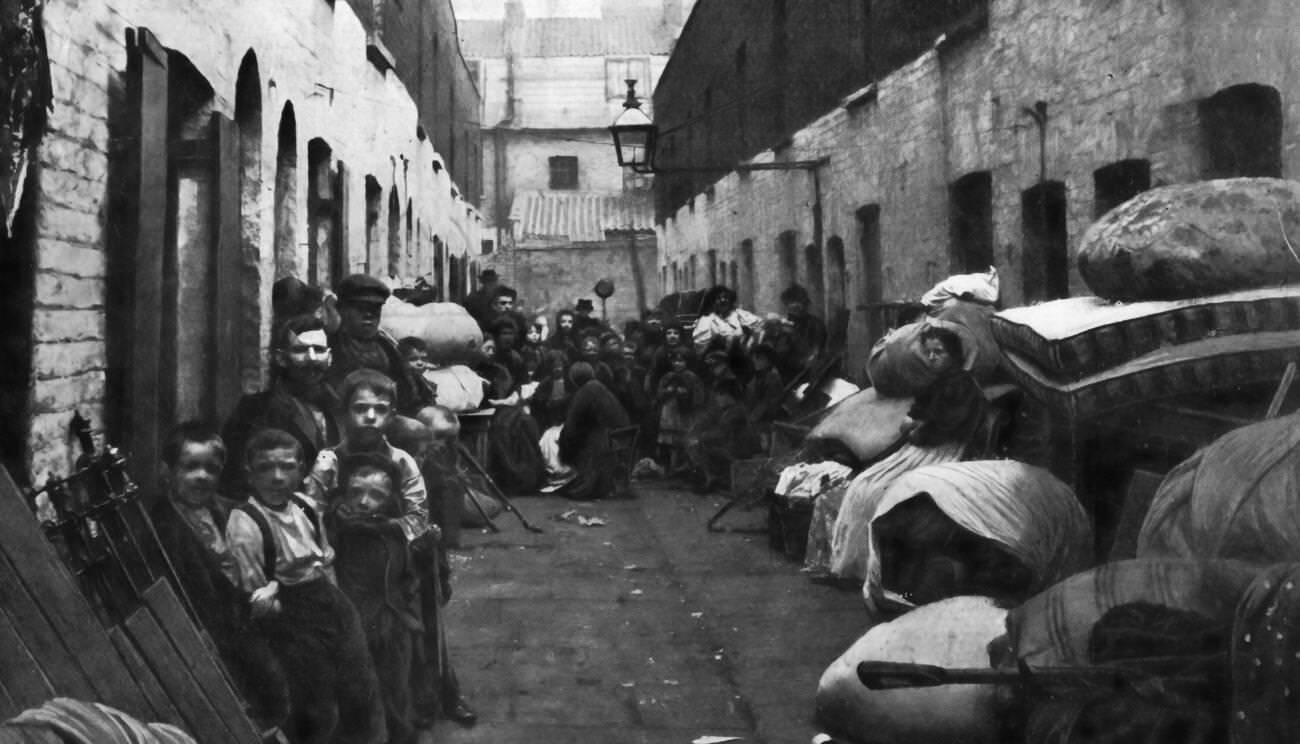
[326,273,436,418]
[461,269,499,330]
[223,314,342,494]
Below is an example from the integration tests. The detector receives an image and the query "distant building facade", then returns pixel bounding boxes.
[654,0,1300,377]
[459,0,685,322]
[0,0,483,491]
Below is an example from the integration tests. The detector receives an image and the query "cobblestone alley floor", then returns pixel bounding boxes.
[423,483,868,744]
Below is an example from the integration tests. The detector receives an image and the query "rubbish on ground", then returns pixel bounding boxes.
[630,589,644,596]
[620,682,635,688]
[690,612,703,618]
[692,737,742,744]
[553,509,607,527]
[633,457,665,479]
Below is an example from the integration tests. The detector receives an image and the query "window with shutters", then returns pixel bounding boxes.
[548,156,579,190]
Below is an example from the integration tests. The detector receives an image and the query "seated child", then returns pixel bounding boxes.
[329,453,425,744]
[745,343,787,447]
[655,348,704,475]
[225,428,384,744]
[685,378,762,493]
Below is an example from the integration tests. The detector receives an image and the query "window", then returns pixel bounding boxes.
[1200,84,1282,179]
[805,244,825,313]
[949,171,994,273]
[778,231,798,284]
[856,205,884,344]
[707,249,718,286]
[1094,159,1151,218]
[481,239,495,255]
[1021,181,1070,302]
[606,57,651,100]
[549,156,579,190]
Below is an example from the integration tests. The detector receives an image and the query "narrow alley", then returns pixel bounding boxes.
[433,487,865,744]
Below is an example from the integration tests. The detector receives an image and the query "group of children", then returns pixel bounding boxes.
[157,369,467,744]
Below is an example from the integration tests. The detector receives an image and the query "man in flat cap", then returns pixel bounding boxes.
[462,269,500,332]
[326,273,435,416]
[573,298,604,336]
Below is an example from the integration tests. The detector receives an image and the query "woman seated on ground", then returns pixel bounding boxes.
[804,325,985,581]
[557,362,631,500]
[684,378,762,493]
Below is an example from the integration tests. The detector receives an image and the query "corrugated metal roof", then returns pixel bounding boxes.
[510,190,655,242]
[459,12,672,59]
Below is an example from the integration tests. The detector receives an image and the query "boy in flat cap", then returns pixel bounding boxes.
[326,274,436,418]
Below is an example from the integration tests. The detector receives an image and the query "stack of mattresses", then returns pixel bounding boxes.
[991,176,1300,420]
[992,287,1300,419]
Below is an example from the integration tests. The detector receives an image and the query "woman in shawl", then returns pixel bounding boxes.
[557,362,631,500]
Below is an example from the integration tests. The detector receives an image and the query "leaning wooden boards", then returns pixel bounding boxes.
[0,467,260,742]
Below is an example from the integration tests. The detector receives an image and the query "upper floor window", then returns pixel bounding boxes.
[549,156,579,190]
[606,57,651,101]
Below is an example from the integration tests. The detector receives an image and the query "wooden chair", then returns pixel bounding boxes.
[607,425,641,498]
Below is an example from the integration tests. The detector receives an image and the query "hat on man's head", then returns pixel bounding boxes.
[272,276,324,319]
[479,269,499,283]
[575,298,595,312]
[336,274,391,306]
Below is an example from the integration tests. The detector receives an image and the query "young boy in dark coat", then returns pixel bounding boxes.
[329,453,425,744]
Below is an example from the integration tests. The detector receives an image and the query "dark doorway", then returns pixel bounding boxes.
[1200,83,1283,179]
[307,138,334,286]
[1021,180,1070,302]
[0,170,37,484]
[740,239,755,305]
[949,171,994,273]
[856,204,884,344]
[1093,159,1151,218]
[805,243,825,313]
[778,230,798,286]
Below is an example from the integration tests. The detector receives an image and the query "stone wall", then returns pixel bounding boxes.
[485,237,658,330]
[20,0,482,483]
[657,0,1300,378]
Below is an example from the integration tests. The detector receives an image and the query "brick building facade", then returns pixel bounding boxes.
[0,0,483,490]
[655,0,1300,378]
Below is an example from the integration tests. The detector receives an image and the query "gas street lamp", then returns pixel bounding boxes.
[609,79,657,173]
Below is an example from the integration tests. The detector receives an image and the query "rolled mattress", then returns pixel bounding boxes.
[1001,329,1300,420]
[991,285,1300,381]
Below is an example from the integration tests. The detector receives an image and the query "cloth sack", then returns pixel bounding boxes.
[1138,410,1300,563]
[1077,178,1300,301]
[815,596,1006,744]
[1004,558,1260,668]
[806,388,914,465]
[860,460,1092,613]
[7,698,196,744]
[920,267,1000,308]
[422,364,484,412]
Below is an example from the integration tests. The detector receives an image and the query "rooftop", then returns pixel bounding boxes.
[510,190,655,242]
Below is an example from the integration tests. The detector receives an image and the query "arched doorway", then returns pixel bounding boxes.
[273,102,298,278]
[387,188,401,280]
[804,243,825,313]
[234,51,263,392]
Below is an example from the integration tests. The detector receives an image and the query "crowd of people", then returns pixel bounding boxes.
[146,267,834,744]
[459,269,832,496]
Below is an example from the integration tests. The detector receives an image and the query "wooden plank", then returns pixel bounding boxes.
[122,606,236,744]
[126,26,171,499]
[0,609,55,717]
[0,550,97,701]
[107,627,182,727]
[141,581,260,743]
[0,469,148,716]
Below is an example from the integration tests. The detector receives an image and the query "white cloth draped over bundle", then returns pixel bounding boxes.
[852,460,1093,612]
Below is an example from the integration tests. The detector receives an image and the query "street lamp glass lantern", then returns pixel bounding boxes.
[610,80,657,173]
